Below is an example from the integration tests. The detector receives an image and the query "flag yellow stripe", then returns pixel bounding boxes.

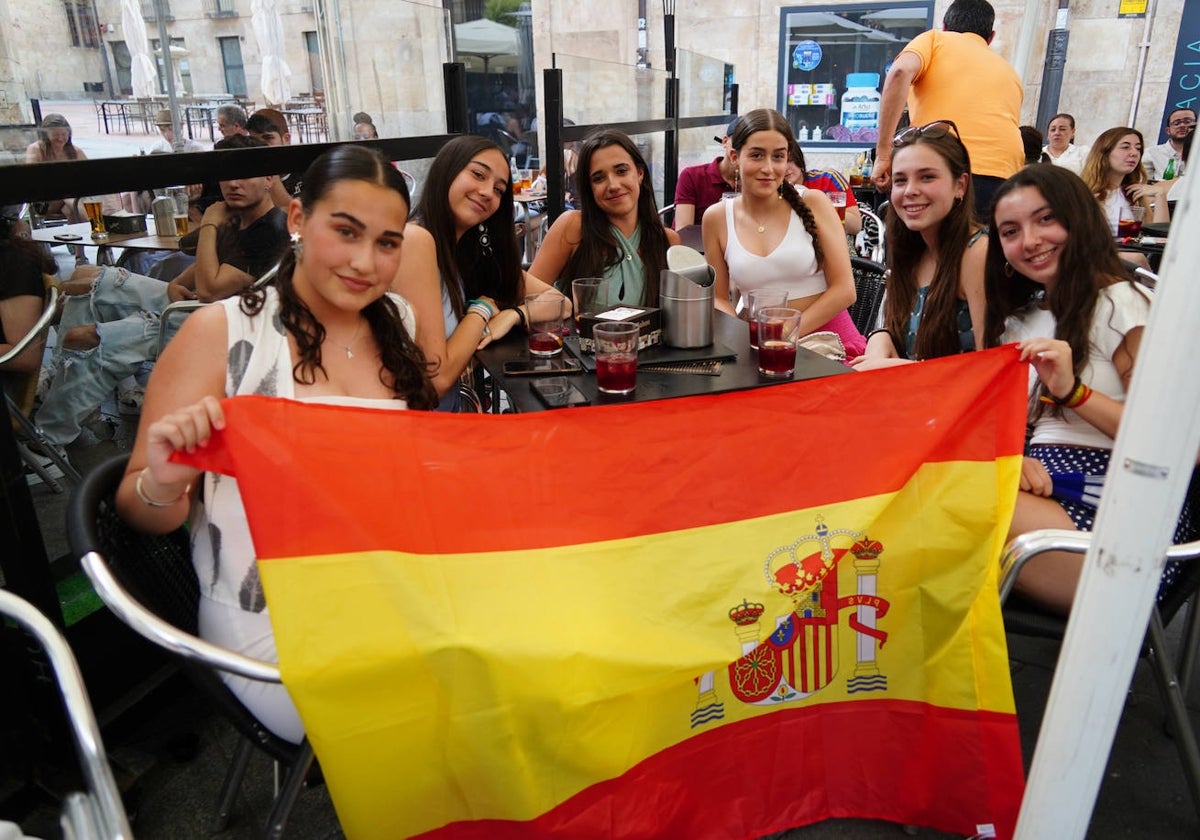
[260,456,1018,836]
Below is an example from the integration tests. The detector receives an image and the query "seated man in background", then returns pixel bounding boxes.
[34,140,288,449]
[246,108,290,147]
[247,109,302,207]
[673,117,740,229]
[149,108,207,154]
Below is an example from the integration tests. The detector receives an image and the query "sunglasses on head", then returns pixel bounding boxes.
[893,120,962,147]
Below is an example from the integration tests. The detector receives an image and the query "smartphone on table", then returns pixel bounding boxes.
[530,378,590,409]
[503,357,583,376]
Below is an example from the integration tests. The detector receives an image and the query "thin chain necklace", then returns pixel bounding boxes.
[331,320,364,360]
[743,199,776,234]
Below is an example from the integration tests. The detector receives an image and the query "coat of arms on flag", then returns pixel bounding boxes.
[178,346,1030,840]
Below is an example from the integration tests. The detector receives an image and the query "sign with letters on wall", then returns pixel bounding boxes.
[1160,0,1200,142]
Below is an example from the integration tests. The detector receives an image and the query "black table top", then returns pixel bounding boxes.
[475,310,851,412]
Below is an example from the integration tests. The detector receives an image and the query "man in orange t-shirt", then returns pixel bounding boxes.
[871,0,1023,218]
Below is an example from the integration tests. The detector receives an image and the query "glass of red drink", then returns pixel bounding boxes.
[593,321,639,395]
[525,290,570,356]
[746,288,788,349]
[1118,205,1145,240]
[756,307,802,378]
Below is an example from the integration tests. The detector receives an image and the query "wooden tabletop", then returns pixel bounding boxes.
[30,221,182,251]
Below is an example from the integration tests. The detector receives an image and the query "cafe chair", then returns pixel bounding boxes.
[3,279,82,492]
[0,588,133,840]
[857,206,886,263]
[156,262,280,355]
[68,453,316,839]
[1000,527,1200,821]
[847,257,888,336]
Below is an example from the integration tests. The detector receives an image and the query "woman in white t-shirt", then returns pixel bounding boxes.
[984,164,1192,615]
[1042,113,1090,175]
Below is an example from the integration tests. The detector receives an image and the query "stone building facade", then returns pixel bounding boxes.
[0,0,1187,161]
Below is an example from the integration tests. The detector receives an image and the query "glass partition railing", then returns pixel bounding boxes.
[551,53,669,127]
[0,0,451,170]
[675,49,733,121]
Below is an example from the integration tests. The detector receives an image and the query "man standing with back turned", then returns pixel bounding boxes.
[871,0,1023,218]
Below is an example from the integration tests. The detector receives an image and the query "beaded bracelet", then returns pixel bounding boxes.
[135,467,192,508]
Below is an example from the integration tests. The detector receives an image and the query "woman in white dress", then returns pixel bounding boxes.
[115,145,437,742]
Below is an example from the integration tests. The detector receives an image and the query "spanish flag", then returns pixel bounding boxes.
[179,346,1028,839]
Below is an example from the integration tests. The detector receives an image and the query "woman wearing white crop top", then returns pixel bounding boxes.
[984,165,1193,615]
[115,146,438,742]
[701,108,865,357]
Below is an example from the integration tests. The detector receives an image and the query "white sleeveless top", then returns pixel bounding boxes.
[190,287,413,613]
[723,189,828,306]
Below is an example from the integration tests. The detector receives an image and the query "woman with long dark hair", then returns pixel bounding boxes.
[24,113,88,238]
[984,164,1190,614]
[394,135,553,409]
[703,108,863,356]
[529,129,680,306]
[116,145,436,742]
[853,121,986,369]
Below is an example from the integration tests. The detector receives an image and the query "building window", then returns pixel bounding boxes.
[777,2,932,147]
[64,0,101,48]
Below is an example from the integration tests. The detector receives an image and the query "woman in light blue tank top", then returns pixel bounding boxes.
[530,130,680,307]
[852,121,986,370]
[394,136,555,411]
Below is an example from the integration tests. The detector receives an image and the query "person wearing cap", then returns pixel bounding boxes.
[672,116,741,229]
[149,109,207,153]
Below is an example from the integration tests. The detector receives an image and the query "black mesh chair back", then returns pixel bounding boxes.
[848,257,887,336]
[67,453,315,836]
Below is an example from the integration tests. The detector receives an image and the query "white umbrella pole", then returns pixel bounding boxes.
[152,0,181,145]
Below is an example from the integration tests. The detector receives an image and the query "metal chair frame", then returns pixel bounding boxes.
[69,453,314,839]
[1,282,82,491]
[156,262,280,355]
[857,206,885,263]
[1000,529,1200,821]
[0,588,132,840]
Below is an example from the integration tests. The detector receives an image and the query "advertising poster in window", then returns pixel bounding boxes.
[777,3,932,147]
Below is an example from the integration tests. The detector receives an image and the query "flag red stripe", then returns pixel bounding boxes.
[181,347,1026,558]
[406,700,1023,840]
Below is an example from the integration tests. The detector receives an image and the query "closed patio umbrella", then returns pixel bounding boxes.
[252,0,293,107]
[121,0,158,97]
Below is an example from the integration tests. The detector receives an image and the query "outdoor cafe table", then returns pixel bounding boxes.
[30,221,182,266]
[474,309,849,413]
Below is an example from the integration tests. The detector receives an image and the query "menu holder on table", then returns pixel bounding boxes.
[564,334,736,372]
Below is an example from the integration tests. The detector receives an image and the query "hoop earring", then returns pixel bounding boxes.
[290,230,303,260]
[1003,261,1014,278]
[478,223,492,257]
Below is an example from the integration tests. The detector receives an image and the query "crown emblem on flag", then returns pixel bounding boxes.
[764,516,862,599]
[851,537,883,560]
[728,600,765,626]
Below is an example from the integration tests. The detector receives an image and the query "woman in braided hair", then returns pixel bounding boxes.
[702,108,864,357]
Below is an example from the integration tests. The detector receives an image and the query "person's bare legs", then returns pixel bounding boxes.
[1007,490,1081,615]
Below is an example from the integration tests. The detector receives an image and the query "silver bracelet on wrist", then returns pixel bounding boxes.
[135,467,191,508]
